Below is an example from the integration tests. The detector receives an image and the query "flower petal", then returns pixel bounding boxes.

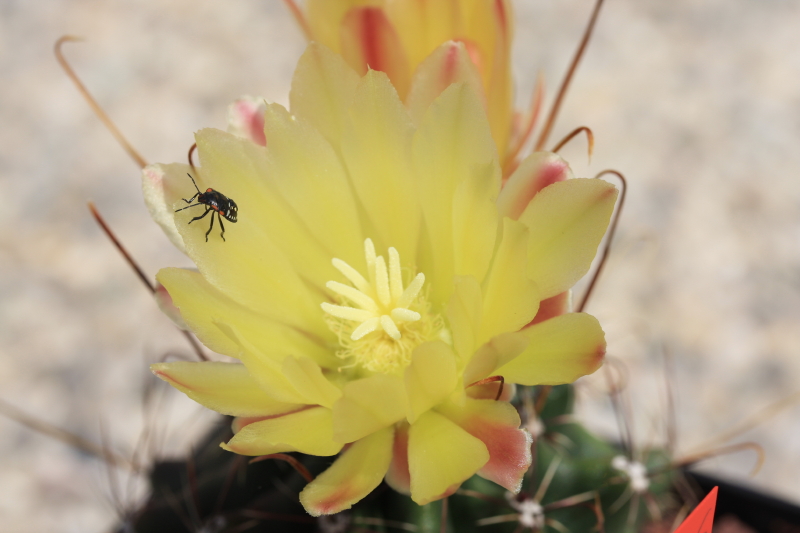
[462,331,529,386]
[141,163,187,253]
[281,355,342,408]
[408,410,489,505]
[332,374,407,443]
[446,275,483,364]
[438,399,531,493]
[406,41,485,126]
[157,267,336,368]
[151,361,302,418]
[340,70,419,261]
[226,96,266,146]
[289,42,360,153]
[299,426,394,516]
[496,151,572,221]
[193,128,337,299]
[222,406,342,457]
[519,178,618,299]
[154,280,187,330]
[412,81,498,305]
[531,291,571,325]
[496,313,606,385]
[478,218,540,344]
[404,341,458,423]
[340,7,412,99]
[384,421,411,495]
[262,103,364,268]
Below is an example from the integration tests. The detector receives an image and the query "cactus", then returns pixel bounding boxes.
[120,384,683,533]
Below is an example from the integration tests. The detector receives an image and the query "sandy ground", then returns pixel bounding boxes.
[0,0,799,531]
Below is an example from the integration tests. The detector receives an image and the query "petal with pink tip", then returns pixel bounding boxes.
[300,426,394,516]
[289,42,360,152]
[384,421,411,495]
[154,280,187,330]
[497,151,572,221]
[332,374,407,443]
[404,341,458,423]
[519,178,618,299]
[226,96,266,146]
[406,41,485,126]
[340,7,411,99]
[408,410,489,505]
[141,163,188,253]
[439,399,531,493]
[222,406,342,457]
[151,361,302,418]
[531,291,571,325]
[496,312,606,385]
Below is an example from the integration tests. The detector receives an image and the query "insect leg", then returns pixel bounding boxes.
[187,207,212,224]
[175,202,204,213]
[179,193,200,205]
[205,211,215,242]
[218,212,226,242]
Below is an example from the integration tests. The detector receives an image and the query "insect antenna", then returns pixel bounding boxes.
[534,0,606,151]
[55,36,147,169]
[88,201,208,361]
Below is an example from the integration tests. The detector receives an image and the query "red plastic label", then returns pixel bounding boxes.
[674,486,718,533]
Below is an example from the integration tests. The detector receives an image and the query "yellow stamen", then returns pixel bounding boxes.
[322,239,440,374]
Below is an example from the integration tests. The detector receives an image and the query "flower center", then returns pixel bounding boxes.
[321,239,440,374]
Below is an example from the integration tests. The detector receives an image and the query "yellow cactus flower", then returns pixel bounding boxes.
[288,0,514,164]
[144,43,616,516]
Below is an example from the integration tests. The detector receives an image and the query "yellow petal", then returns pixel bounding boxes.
[519,178,618,299]
[445,275,483,363]
[226,96,266,146]
[305,0,381,54]
[151,361,302,417]
[462,331,529,386]
[496,313,606,385]
[300,426,394,516]
[289,42,360,152]
[281,355,342,408]
[332,374,407,443]
[479,218,540,344]
[408,410,489,505]
[213,322,312,405]
[404,341,458,423]
[141,163,188,253]
[340,7,412,99]
[262,103,364,268]
[168,134,326,336]
[438,398,530,493]
[412,82,498,306]
[222,406,342,456]
[340,70,419,261]
[384,0,459,71]
[157,268,336,368]
[193,128,336,298]
[496,151,573,221]
[406,41,484,127]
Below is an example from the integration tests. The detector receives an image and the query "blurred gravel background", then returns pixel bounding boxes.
[1,0,799,531]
